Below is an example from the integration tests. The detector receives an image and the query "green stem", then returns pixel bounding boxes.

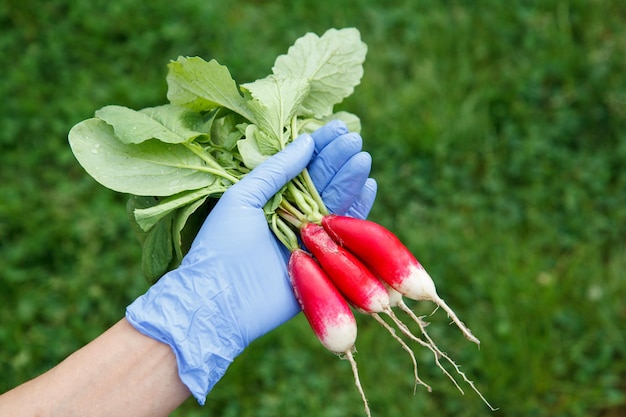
[270,213,299,252]
[287,182,314,215]
[289,115,328,218]
[286,179,323,223]
[279,199,307,223]
[183,142,241,184]
[293,175,324,216]
[277,208,303,229]
[291,116,299,141]
[300,169,329,216]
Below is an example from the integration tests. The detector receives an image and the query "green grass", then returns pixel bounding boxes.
[2,1,625,416]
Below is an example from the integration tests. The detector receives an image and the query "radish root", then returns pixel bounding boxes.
[392,301,498,411]
[430,296,481,345]
[384,307,465,393]
[344,349,372,417]
[370,313,432,393]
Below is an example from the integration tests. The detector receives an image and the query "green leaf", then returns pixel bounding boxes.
[133,186,222,232]
[272,28,367,118]
[95,104,209,144]
[236,124,269,169]
[171,196,210,266]
[255,128,281,156]
[264,192,284,216]
[127,194,212,283]
[140,104,210,142]
[242,75,309,149]
[68,118,222,196]
[127,195,159,245]
[141,214,175,283]
[166,56,255,121]
[210,113,244,150]
[127,194,176,283]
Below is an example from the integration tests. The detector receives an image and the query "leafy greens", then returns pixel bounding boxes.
[68,28,367,282]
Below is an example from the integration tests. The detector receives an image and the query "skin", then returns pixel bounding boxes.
[0,318,190,417]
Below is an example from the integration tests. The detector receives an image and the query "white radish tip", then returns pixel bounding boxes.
[402,266,481,346]
[402,265,438,301]
[322,316,358,354]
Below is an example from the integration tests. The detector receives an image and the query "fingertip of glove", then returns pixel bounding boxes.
[327,119,349,134]
[293,132,313,146]
[311,120,349,152]
[290,133,315,156]
[341,131,363,148]
[364,177,378,194]
[346,177,378,219]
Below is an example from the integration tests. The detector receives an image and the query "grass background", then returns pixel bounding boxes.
[2,0,625,416]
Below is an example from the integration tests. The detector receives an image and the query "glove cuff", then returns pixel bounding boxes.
[125,267,247,405]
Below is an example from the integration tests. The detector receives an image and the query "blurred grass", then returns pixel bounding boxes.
[1,0,625,416]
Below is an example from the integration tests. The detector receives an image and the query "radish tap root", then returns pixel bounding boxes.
[345,349,372,417]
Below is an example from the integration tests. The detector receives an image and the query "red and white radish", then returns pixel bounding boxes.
[300,223,434,392]
[322,214,480,345]
[288,248,371,417]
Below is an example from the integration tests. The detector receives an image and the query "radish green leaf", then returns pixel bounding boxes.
[166,57,255,122]
[242,75,309,151]
[95,104,209,144]
[272,28,367,118]
[68,118,223,196]
[133,186,222,232]
[69,27,367,281]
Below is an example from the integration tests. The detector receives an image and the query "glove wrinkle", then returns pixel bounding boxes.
[127,265,248,405]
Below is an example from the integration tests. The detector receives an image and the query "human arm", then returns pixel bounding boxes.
[0,318,189,417]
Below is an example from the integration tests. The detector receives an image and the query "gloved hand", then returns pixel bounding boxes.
[126,120,377,404]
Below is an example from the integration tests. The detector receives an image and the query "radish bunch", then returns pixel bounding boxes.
[285,214,495,416]
[67,27,493,415]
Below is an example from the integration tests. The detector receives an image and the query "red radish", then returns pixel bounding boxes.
[288,249,357,353]
[300,222,390,314]
[300,223,435,393]
[322,214,480,345]
[288,249,371,417]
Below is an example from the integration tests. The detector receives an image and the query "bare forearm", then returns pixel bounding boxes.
[0,318,190,417]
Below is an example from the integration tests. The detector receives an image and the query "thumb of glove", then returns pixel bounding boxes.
[225,134,315,209]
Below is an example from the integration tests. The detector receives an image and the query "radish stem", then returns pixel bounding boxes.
[273,215,299,251]
[299,169,329,216]
[277,208,302,229]
[183,142,242,184]
[279,199,306,223]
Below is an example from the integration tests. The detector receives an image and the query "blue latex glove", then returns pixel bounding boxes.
[126,121,376,404]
